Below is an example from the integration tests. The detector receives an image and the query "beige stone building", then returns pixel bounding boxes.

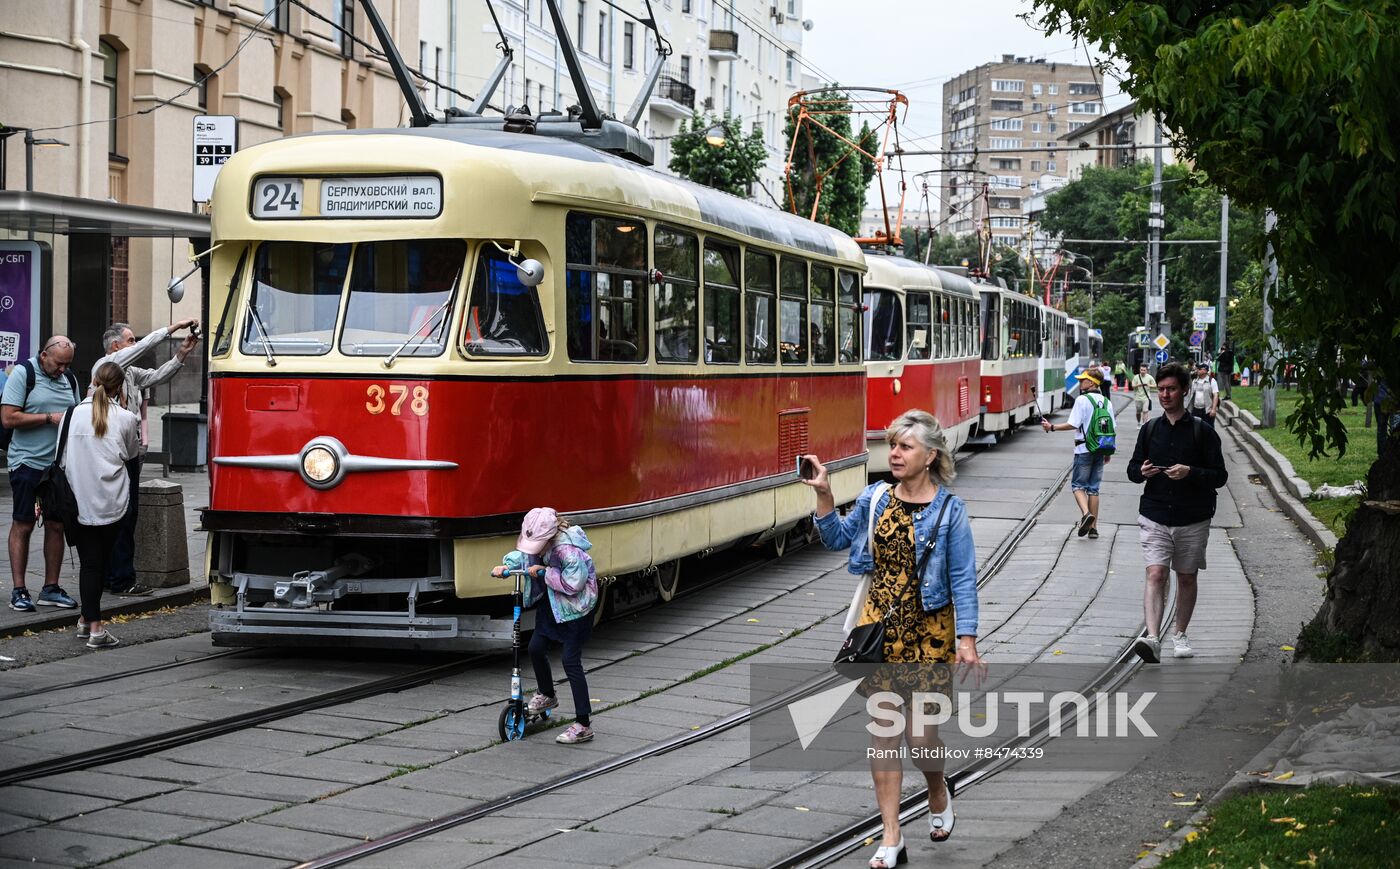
[940,54,1100,250]
[1060,98,1181,180]
[0,0,417,390]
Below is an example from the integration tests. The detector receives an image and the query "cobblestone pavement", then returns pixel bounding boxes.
[2,394,1328,869]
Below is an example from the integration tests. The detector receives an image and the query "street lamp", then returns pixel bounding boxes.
[0,127,69,192]
[703,122,728,147]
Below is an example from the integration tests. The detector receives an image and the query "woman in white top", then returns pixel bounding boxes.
[60,361,139,648]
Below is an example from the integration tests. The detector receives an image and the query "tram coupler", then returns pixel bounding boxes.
[273,554,374,608]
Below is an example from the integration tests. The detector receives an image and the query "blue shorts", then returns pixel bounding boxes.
[8,464,44,524]
[1071,452,1106,495]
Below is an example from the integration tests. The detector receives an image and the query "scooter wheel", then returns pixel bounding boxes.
[498,704,527,741]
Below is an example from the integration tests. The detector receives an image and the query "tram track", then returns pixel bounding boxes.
[289,444,1072,869]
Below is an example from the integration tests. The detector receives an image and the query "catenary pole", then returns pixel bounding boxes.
[1262,209,1278,427]
[1217,195,1229,370]
[1146,115,1164,346]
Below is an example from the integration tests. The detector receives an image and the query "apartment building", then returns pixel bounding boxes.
[1060,98,1180,180]
[422,0,814,200]
[941,54,1101,249]
[0,0,417,387]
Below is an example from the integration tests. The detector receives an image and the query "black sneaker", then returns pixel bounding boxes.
[1077,514,1094,537]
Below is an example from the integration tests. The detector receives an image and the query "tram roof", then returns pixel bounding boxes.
[212,126,863,265]
[861,253,979,300]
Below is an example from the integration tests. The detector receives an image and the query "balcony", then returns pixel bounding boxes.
[651,73,696,119]
[708,29,739,61]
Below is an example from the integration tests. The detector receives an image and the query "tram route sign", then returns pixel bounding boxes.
[192,115,237,203]
[321,176,443,219]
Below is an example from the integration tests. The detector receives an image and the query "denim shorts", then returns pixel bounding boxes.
[1071,452,1106,495]
[8,464,44,524]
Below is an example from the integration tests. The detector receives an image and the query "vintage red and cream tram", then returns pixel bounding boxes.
[860,253,981,471]
[202,126,868,648]
[975,284,1044,439]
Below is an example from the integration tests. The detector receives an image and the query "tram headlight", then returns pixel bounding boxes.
[302,446,338,485]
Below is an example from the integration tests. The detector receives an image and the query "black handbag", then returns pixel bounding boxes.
[37,408,79,527]
[833,497,951,670]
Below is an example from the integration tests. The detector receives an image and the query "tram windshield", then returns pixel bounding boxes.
[341,239,465,357]
[243,242,351,356]
[862,290,903,362]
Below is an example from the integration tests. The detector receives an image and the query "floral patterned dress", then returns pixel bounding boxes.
[859,495,957,695]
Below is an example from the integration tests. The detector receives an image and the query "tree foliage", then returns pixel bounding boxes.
[1029,0,1400,460]
[783,91,877,236]
[1065,288,1141,364]
[668,112,769,198]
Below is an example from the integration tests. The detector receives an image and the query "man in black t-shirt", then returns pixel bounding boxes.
[1125,362,1228,663]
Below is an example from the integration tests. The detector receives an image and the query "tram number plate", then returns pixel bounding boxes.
[252,178,304,219]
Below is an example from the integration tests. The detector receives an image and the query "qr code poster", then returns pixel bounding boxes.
[0,332,19,363]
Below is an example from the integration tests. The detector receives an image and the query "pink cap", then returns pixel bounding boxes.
[516,507,559,555]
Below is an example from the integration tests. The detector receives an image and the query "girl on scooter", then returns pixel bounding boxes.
[492,507,599,744]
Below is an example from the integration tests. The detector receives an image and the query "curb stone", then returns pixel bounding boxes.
[1132,723,1308,868]
[1219,401,1338,552]
[1219,401,1313,502]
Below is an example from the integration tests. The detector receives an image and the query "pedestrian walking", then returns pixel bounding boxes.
[60,362,139,648]
[1187,361,1220,428]
[1043,368,1116,539]
[1125,362,1228,663]
[96,318,200,596]
[1131,363,1158,425]
[1375,378,1396,460]
[1217,343,1235,400]
[1113,360,1128,391]
[1099,360,1113,399]
[491,507,599,744]
[1,336,81,613]
[802,410,981,865]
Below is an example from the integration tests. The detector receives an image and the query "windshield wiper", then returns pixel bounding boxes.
[383,271,460,369]
[246,300,278,367]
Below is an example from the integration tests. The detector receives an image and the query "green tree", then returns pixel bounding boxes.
[668,112,769,198]
[1030,0,1400,658]
[783,90,877,235]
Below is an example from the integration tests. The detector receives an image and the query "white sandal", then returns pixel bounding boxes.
[929,792,954,842]
[869,838,906,868]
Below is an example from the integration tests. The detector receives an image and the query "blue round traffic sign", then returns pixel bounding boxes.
[1155,349,1169,363]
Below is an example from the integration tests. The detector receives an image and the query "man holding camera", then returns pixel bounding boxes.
[96,319,200,595]
[1125,362,1228,663]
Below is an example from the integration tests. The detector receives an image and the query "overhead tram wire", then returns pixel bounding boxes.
[32,3,280,135]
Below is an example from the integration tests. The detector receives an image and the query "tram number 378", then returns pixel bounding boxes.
[365,384,429,417]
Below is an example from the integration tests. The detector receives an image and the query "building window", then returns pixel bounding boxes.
[1030,122,1041,133]
[787,0,797,13]
[989,99,1022,112]
[682,0,692,12]
[538,83,546,111]
[434,47,443,106]
[264,0,290,32]
[598,10,607,61]
[785,51,795,83]
[577,1,586,53]
[1049,122,1057,133]
[333,0,354,56]
[991,79,1023,92]
[1069,82,1099,96]
[1032,83,1042,96]
[990,118,1022,131]
[194,65,209,111]
[623,22,634,69]
[679,54,691,83]
[1048,84,1059,94]
[988,137,1021,149]
[1047,160,1057,172]
[1031,160,1041,171]
[1069,102,1100,115]
[274,91,286,130]
[100,39,120,156]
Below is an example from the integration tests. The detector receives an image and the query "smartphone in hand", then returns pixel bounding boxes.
[797,456,817,480]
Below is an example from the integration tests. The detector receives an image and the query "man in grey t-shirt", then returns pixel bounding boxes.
[2,337,80,612]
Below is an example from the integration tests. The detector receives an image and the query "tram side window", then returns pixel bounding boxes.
[212,248,247,358]
[243,241,351,356]
[905,292,930,361]
[838,269,862,363]
[744,249,776,364]
[810,266,836,364]
[340,239,465,357]
[779,259,808,365]
[862,289,902,362]
[565,213,648,362]
[1004,299,1020,358]
[703,240,741,364]
[980,294,999,361]
[938,295,950,359]
[463,247,548,356]
[654,227,699,363]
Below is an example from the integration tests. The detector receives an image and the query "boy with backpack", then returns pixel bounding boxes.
[1,337,81,612]
[1042,367,1117,539]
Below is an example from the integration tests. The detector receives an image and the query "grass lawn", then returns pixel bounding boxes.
[1228,386,1377,531]
[1156,784,1399,868]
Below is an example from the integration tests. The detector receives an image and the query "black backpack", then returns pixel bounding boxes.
[0,360,81,451]
[36,408,80,526]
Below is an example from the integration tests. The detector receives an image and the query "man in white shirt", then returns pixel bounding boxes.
[1042,368,1113,540]
[97,319,200,594]
[1187,361,1220,429]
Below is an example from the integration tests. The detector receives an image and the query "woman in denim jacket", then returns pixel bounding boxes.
[802,410,981,868]
[492,507,599,744]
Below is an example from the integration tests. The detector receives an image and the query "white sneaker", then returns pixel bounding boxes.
[1132,635,1161,664]
[1172,632,1194,658]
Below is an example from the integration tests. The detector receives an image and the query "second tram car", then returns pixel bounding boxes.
[976,285,1043,439]
[1037,304,1071,415]
[203,127,868,648]
[860,254,981,472]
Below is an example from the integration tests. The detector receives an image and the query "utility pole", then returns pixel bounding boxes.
[1146,114,1164,346]
[1262,208,1278,428]
[1217,194,1229,374]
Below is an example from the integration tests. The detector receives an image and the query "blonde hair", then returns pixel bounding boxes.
[886,409,957,486]
[91,361,124,439]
